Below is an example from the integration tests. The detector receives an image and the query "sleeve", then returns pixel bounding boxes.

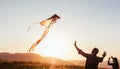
[98,57,104,62]
[78,49,90,57]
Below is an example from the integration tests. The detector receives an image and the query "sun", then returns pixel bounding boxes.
[35,42,65,58]
[34,35,66,59]
[42,44,64,58]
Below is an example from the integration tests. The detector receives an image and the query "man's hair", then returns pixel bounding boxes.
[92,48,99,55]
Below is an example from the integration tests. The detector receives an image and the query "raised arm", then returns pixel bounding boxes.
[74,41,82,53]
[102,51,107,58]
[108,57,113,65]
[74,41,88,57]
[99,51,107,62]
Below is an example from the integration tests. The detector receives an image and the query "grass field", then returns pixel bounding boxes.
[0,61,109,69]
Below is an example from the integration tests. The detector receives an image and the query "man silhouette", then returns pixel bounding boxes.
[108,56,119,69]
[74,41,106,69]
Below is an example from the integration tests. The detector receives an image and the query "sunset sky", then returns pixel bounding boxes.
[0,0,120,60]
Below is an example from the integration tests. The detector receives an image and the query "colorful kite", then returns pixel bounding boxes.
[28,14,60,52]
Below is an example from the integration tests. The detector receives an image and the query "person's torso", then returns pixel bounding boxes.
[85,55,100,69]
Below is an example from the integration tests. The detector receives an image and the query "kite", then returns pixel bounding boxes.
[28,14,60,52]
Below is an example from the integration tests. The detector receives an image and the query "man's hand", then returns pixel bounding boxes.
[108,57,110,61]
[111,56,113,59]
[74,41,77,46]
[102,51,106,58]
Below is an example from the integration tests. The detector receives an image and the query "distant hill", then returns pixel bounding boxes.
[0,52,74,65]
[0,52,119,68]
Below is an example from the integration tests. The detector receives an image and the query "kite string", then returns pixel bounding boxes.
[27,22,40,32]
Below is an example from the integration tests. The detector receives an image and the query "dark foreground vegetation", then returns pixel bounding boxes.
[0,61,108,69]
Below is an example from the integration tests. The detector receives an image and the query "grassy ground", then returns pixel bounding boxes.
[0,61,109,69]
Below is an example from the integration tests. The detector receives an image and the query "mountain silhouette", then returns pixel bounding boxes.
[0,52,74,65]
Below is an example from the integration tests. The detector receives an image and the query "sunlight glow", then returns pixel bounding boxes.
[33,32,67,59]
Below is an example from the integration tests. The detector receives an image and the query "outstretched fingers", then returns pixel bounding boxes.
[102,51,107,57]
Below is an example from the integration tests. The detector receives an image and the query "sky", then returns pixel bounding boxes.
[0,0,120,60]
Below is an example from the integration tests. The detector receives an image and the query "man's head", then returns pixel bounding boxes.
[113,57,118,62]
[91,48,99,55]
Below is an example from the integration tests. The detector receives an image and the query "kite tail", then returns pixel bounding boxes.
[28,27,50,52]
[27,22,40,32]
[28,42,37,52]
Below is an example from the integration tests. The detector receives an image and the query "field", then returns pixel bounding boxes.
[0,61,109,69]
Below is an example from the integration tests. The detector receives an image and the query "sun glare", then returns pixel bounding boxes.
[42,44,64,57]
[34,34,67,59]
